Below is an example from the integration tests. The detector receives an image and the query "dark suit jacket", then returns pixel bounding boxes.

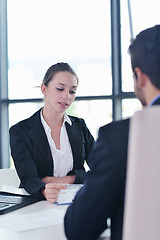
[9,108,95,198]
[64,97,160,240]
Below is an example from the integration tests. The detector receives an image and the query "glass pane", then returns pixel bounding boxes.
[122,99,142,118]
[7,0,111,99]
[121,0,160,92]
[9,102,44,127]
[66,100,112,139]
[130,0,160,36]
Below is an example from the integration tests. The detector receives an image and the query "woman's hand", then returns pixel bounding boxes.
[42,183,66,203]
[42,175,75,184]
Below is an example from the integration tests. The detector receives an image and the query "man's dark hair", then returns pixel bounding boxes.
[128,24,160,89]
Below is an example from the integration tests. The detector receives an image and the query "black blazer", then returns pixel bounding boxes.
[64,97,160,240]
[9,109,95,198]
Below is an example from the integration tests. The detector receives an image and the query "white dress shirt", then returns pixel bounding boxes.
[40,110,74,177]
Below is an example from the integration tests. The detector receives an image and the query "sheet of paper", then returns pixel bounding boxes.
[0,208,66,232]
[0,186,30,196]
[56,184,83,205]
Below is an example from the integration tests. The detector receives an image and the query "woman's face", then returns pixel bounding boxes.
[41,71,78,113]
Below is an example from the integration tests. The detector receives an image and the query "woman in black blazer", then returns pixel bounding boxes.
[9,62,95,202]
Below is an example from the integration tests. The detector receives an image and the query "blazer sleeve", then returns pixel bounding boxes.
[9,124,46,199]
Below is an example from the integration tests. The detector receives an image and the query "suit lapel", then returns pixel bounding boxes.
[65,119,82,168]
[28,110,53,172]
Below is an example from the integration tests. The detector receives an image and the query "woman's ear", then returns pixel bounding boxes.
[41,83,47,96]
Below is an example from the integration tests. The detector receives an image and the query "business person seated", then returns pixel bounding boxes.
[9,62,95,203]
[64,25,160,240]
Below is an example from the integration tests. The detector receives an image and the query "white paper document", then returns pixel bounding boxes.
[0,208,66,232]
[0,186,30,196]
[56,184,83,205]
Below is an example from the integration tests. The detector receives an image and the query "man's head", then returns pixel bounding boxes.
[128,25,160,106]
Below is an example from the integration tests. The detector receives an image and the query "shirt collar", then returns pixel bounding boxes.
[40,109,72,132]
[63,113,72,126]
[149,94,160,106]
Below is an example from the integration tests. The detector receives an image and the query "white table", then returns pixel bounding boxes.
[0,200,68,240]
[0,199,110,240]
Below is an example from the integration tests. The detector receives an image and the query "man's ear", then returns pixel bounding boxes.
[134,67,147,87]
[41,83,47,96]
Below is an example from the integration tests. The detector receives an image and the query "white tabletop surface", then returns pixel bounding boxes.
[0,192,110,240]
[0,200,68,240]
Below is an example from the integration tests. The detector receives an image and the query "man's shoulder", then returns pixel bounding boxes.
[97,118,130,143]
[100,118,130,132]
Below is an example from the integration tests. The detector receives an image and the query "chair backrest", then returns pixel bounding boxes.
[123,106,160,240]
[0,168,20,189]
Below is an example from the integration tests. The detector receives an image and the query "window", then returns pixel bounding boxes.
[7,0,111,140]
[1,0,160,167]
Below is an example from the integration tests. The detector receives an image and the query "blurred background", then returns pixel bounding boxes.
[0,0,159,167]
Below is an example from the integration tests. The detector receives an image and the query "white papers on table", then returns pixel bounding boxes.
[0,186,30,196]
[56,184,83,205]
[0,208,66,232]
[0,184,83,232]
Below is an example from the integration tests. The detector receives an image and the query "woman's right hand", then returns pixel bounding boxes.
[42,183,66,203]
